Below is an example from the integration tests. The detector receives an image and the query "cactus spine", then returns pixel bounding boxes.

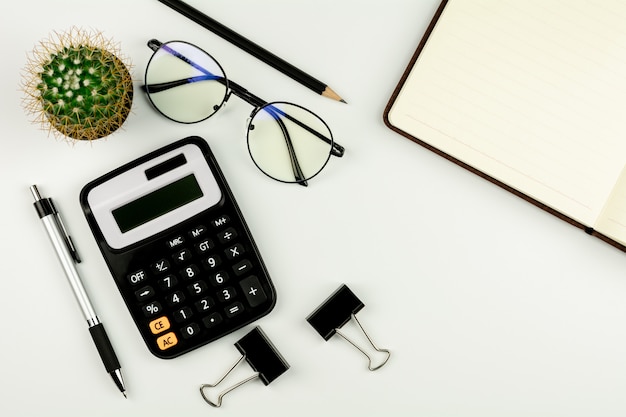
[22,28,133,141]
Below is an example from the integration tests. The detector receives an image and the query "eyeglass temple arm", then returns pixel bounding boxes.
[227,80,344,158]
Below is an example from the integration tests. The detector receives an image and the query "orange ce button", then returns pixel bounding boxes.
[149,316,171,335]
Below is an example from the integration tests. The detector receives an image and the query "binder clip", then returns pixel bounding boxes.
[199,326,289,407]
[306,284,391,371]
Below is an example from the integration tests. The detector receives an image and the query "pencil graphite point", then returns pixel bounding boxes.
[322,86,347,103]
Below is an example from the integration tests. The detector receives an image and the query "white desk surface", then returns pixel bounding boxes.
[2,1,626,416]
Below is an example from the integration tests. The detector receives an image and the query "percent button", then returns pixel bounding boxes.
[142,301,162,317]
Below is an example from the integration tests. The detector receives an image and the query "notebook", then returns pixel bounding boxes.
[384,0,626,252]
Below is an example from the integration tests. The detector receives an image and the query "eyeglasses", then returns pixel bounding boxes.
[142,39,345,186]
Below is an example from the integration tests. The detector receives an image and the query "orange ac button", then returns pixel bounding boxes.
[149,316,171,335]
[156,332,178,350]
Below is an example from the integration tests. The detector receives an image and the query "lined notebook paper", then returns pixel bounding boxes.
[384,0,626,250]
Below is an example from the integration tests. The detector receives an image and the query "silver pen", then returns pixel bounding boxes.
[30,185,127,398]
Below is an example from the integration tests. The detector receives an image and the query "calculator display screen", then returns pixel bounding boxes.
[112,174,204,233]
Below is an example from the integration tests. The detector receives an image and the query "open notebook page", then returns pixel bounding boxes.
[387,0,626,234]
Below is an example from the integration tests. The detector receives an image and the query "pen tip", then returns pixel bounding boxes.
[340,99,348,104]
[123,392,127,399]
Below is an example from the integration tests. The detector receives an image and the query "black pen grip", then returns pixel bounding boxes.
[89,323,121,373]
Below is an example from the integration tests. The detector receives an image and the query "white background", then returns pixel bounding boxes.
[2,1,626,416]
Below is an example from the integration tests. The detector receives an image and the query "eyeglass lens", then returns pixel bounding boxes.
[248,103,333,183]
[145,41,227,123]
[145,41,335,184]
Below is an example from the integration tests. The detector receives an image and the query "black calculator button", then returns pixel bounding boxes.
[173,307,193,323]
[135,285,155,302]
[165,291,185,306]
[189,225,207,239]
[203,255,222,270]
[181,323,201,339]
[217,287,237,303]
[181,264,200,280]
[142,301,162,317]
[239,276,268,307]
[211,215,230,228]
[173,248,193,264]
[195,297,215,313]
[152,259,171,274]
[188,281,208,296]
[167,236,185,249]
[225,243,245,260]
[224,302,244,318]
[158,274,178,291]
[210,271,230,287]
[202,313,223,328]
[128,269,148,285]
[195,239,214,254]
[232,260,252,276]
[217,228,238,244]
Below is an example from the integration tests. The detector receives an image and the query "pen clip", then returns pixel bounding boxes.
[50,199,82,263]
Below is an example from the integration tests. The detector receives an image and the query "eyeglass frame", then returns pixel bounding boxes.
[141,39,345,186]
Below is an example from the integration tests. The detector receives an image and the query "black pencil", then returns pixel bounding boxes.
[156,0,346,103]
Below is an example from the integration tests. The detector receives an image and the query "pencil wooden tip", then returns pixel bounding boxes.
[322,86,346,103]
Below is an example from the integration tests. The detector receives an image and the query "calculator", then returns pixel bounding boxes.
[80,136,276,359]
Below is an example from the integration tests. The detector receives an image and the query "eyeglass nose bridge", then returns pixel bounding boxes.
[227,79,266,109]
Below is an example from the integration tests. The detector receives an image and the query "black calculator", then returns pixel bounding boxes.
[80,136,276,359]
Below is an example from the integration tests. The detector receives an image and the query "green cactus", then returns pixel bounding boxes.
[22,28,133,141]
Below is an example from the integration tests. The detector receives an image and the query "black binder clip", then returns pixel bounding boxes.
[199,326,289,407]
[306,284,391,371]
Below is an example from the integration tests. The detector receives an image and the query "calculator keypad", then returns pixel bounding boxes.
[126,213,272,356]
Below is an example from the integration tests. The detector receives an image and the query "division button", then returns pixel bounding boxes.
[217,227,238,244]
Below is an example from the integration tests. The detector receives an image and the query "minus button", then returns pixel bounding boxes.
[232,260,253,276]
